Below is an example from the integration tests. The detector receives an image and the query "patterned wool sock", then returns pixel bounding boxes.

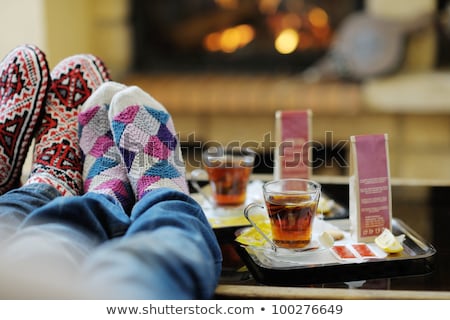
[26,54,110,196]
[79,81,134,212]
[109,86,189,200]
[0,44,50,194]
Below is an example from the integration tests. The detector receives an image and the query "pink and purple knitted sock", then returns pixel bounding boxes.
[26,54,110,196]
[109,86,189,200]
[79,82,134,212]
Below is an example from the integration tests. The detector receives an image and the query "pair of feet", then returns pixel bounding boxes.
[0,44,109,196]
[79,82,189,212]
[0,45,188,209]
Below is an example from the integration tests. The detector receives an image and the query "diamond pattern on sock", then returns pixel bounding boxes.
[0,44,50,194]
[27,54,110,196]
[52,68,93,108]
[0,115,27,158]
[79,102,133,212]
[110,86,189,199]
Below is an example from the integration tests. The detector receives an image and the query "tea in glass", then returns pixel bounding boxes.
[265,194,318,248]
[191,147,255,207]
[205,160,253,206]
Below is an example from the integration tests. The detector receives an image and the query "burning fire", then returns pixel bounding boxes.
[204,0,331,54]
[203,24,256,53]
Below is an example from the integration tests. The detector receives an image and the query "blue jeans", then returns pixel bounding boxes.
[0,184,222,299]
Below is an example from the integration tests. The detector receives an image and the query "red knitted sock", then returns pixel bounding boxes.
[0,44,50,194]
[26,54,110,195]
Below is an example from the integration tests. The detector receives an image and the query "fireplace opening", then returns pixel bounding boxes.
[130,0,363,74]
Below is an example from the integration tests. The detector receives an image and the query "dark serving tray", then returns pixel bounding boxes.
[233,218,436,286]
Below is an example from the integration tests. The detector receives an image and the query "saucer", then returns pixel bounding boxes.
[192,180,265,228]
[249,238,325,256]
[242,236,330,266]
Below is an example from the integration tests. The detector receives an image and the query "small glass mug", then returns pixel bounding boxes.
[244,178,321,251]
[191,147,256,207]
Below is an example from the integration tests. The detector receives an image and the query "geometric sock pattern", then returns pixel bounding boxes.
[0,44,50,194]
[26,54,110,196]
[109,86,189,200]
[79,81,134,212]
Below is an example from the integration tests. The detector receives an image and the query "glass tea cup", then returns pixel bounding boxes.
[191,147,256,207]
[244,178,321,251]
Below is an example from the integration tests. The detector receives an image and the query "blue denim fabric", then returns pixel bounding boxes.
[0,184,222,299]
[0,183,60,242]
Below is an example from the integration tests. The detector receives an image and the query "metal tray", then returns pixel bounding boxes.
[233,218,436,286]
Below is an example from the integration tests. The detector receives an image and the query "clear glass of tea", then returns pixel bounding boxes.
[244,178,321,250]
[191,146,256,207]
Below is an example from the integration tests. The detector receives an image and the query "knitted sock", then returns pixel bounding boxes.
[79,81,134,212]
[109,86,189,200]
[26,54,110,196]
[0,44,50,194]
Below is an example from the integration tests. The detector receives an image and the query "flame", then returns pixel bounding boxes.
[282,13,302,29]
[203,24,255,53]
[204,3,331,53]
[308,7,328,28]
[258,0,282,15]
[221,28,241,53]
[275,28,299,54]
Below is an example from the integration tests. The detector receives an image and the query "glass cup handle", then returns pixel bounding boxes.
[190,169,215,207]
[244,202,277,252]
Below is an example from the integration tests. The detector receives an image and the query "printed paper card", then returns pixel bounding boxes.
[274,110,312,179]
[349,134,392,242]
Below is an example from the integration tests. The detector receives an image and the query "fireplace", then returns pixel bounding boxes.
[130,0,362,74]
[122,1,449,180]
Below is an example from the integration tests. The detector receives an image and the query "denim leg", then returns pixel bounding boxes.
[20,191,131,240]
[0,192,131,297]
[81,188,222,299]
[0,183,60,242]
